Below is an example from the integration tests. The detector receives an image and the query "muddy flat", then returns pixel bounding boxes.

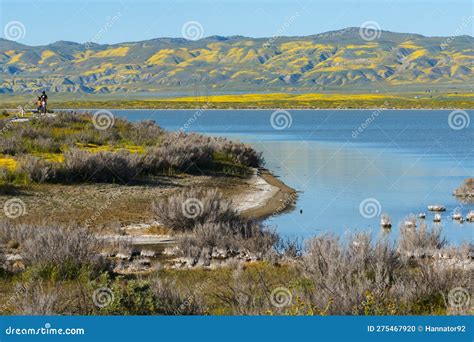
[0,170,295,233]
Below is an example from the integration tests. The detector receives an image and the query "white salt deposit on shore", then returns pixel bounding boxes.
[233,170,279,214]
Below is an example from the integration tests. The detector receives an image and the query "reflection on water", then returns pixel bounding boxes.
[114,109,473,244]
[253,139,472,244]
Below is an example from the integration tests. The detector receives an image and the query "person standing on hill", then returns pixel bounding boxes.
[36,96,43,114]
[40,91,48,114]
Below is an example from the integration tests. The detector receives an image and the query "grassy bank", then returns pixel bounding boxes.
[0,111,262,190]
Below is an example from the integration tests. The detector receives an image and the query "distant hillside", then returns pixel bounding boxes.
[0,28,472,95]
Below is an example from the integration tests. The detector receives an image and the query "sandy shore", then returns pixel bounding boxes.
[98,168,297,247]
[237,168,297,219]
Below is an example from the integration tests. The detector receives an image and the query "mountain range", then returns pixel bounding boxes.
[1,28,472,95]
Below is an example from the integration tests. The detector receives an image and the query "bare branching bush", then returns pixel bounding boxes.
[0,222,110,279]
[298,229,471,315]
[0,136,27,155]
[153,187,240,231]
[209,263,301,315]
[190,222,235,251]
[235,221,279,259]
[301,233,400,314]
[31,137,61,153]
[20,149,142,183]
[390,261,470,314]
[217,265,273,315]
[153,187,279,261]
[60,148,139,183]
[122,120,164,146]
[398,220,446,257]
[20,155,54,183]
[16,282,61,315]
[277,237,304,258]
[216,138,264,167]
[0,221,32,246]
[23,225,108,276]
[144,134,213,173]
[151,277,205,315]
[33,111,85,128]
[178,221,278,264]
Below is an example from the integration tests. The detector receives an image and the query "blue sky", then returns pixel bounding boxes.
[1,0,473,46]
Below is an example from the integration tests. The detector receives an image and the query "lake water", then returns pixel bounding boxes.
[113,109,473,245]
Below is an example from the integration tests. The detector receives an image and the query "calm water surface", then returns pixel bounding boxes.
[112,109,473,244]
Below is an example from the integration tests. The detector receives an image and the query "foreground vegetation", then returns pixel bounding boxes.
[1,92,473,110]
[0,216,471,315]
[0,177,471,316]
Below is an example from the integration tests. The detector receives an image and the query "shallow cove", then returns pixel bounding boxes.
[104,109,473,244]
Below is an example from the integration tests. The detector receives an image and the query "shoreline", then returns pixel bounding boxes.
[0,168,296,251]
[63,108,474,111]
[99,168,297,248]
[238,169,297,220]
[4,107,474,112]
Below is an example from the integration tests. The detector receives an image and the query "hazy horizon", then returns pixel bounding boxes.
[2,26,474,47]
[1,0,473,46]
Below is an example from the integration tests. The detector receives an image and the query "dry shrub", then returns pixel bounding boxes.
[143,132,263,173]
[216,138,264,167]
[209,263,300,315]
[302,233,400,314]
[277,237,304,258]
[299,229,470,315]
[61,148,137,183]
[123,120,164,146]
[235,220,279,259]
[20,155,54,183]
[0,222,110,279]
[390,261,470,314]
[0,136,27,155]
[0,220,32,245]
[33,111,86,128]
[15,282,61,315]
[178,221,278,262]
[153,187,240,231]
[31,137,61,153]
[151,277,205,315]
[398,220,446,257]
[145,132,214,173]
